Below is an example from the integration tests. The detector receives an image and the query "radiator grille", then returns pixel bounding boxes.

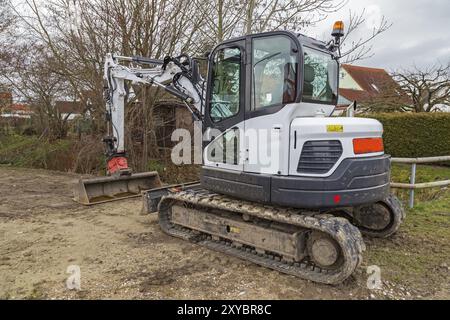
[297,140,343,174]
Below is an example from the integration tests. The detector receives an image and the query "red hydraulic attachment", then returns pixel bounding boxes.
[107,156,129,175]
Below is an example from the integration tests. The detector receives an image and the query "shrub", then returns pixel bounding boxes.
[0,133,104,173]
[0,134,72,170]
[364,113,450,158]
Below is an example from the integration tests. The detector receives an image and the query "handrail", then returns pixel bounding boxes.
[390,156,450,208]
[391,156,450,164]
[391,180,450,189]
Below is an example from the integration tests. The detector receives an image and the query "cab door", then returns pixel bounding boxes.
[203,40,246,172]
[243,33,301,175]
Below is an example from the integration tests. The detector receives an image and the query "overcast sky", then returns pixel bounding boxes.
[9,0,449,72]
[309,0,450,71]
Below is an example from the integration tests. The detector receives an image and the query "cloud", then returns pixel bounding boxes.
[365,5,382,29]
[308,0,450,70]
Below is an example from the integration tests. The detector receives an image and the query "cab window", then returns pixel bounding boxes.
[252,36,298,110]
[209,47,241,122]
[302,47,338,104]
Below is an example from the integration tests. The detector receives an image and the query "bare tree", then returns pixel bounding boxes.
[6,0,209,170]
[339,9,392,63]
[0,0,15,73]
[4,0,393,171]
[0,0,14,34]
[187,0,389,63]
[189,0,346,49]
[342,65,450,113]
[2,42,74,138]
[245,0,346,34]
[392,64,450,112]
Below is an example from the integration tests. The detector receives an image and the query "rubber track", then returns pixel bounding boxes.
[158,189,366,285]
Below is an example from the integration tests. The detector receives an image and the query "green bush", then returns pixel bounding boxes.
[0,134,73,170]
[364,113,450,158]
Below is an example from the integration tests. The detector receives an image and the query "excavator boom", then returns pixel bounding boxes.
[74,53,203,205]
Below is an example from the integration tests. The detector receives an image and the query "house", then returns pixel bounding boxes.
[1,103,34,119]
[53,89,101,120]
[335,64,408,114]
[128,99,193,151]
[54,100,86,120]
[0,91,13,109]
[1,99,88,121]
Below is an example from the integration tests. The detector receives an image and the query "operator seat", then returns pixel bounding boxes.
[303,64,315,98]
[283,62,298,103]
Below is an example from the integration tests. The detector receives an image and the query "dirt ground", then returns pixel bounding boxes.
[0,166,448,300]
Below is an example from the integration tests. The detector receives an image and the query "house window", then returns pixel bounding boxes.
[371,83,380,92]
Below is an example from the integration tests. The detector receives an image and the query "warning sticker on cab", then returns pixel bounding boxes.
[327,125,344,133]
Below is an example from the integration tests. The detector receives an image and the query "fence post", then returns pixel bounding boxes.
[409,163,416,208]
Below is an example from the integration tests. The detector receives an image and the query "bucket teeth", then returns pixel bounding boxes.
[73,171,162,205]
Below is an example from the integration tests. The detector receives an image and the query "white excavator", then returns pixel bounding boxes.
[74,22,405,284]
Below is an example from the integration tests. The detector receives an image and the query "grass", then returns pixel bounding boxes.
[364,163,450,295]
[1,134,448,296]
[391,163,450,184]
[0,134,73,171]
[391,163,450,202]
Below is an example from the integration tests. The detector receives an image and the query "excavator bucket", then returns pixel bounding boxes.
[73,172,162,205]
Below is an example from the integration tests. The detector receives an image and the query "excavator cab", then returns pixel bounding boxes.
[201,31,393,211]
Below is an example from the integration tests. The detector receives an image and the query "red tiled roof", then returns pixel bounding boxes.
[339,88,370,103]
[0,92,12,99]
[0,92,13,105]
[55,101,84,114]
[341,64,396,95]
[5,103,33,113]
[339,64,411,105]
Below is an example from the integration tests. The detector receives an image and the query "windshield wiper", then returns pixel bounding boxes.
[254,52,281,67]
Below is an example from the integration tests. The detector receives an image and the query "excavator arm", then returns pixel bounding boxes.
[103,53,204,175]
[73,53,205,205]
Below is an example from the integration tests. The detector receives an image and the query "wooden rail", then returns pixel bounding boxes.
[390,156,450,208]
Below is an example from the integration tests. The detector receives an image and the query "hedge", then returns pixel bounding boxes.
[362,113,450,158]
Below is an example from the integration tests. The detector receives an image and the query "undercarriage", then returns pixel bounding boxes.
[152,186,404,284]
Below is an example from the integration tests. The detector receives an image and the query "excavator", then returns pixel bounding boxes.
[74,21,405,284]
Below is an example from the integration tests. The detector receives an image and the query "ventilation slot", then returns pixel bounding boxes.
[297,140,343,174]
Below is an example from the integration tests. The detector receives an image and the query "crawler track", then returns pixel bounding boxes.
[158,189,366,285]
[349,194,406,238]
